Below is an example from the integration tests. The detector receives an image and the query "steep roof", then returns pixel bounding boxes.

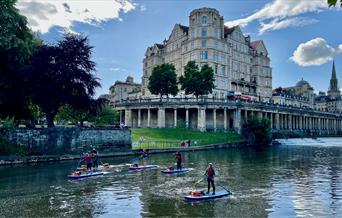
[224,26,235,37]
[250,40,262,49]
[179,24,189,34]
[155,43,164,49]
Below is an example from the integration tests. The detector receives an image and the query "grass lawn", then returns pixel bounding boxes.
[131,128,243,150]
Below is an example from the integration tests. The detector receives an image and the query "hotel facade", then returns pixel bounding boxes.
[142,8,272,102]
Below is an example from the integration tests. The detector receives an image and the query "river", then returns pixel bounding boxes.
[0,141,341,217]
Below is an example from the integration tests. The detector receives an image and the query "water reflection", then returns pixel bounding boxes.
[0,144,341,217]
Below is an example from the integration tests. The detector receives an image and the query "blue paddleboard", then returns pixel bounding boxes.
[68,171,104,180]
[161,168,189,174]
[184,190,231,201]
[129,164,158,170]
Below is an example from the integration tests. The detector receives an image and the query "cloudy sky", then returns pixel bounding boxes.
[16,0,342,95]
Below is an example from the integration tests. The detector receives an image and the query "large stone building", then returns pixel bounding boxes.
[114,8,342,136]
[108,76,142,103]
[141,7,272,102]
[272,79,315,109]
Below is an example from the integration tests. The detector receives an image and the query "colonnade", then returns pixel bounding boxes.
[119,106,342,135]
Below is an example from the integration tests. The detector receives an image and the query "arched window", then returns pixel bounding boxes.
[201,16,207,25]
[201,27,207,36]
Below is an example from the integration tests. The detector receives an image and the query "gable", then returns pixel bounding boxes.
[255,41,268,56]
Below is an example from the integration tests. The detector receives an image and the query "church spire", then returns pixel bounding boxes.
[328,60,340,98]
[332,60,337,80]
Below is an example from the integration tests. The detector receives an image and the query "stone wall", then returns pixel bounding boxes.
[7,127,131,155]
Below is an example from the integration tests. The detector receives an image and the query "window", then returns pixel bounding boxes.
[201,16,207,25]
[201,27,207,37]
[213,29,218,38]
[201,40,207,47]
[222,65,226,76]
[215,64,218,74]
[200,51,208,60]
[191,41,194,49]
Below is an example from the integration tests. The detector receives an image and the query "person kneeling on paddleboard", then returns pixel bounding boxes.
[83,152,93,172]
[204,163,215,195]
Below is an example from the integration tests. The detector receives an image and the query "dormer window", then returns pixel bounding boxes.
[201,16,207,25]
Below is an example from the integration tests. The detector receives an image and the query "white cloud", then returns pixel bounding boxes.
[225,0,327,34]
[259,17,318,34]
[109,67,121,72]
[16,0,137,34]
[290,38,342,66]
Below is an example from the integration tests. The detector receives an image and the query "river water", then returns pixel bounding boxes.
[0,142,341,217]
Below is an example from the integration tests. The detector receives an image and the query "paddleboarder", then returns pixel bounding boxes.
[92,149,99,171]
[175,151,182,170]
[204,163,215,195]
[83,152,92,172]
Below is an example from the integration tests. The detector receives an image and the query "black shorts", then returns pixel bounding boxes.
[87,163,92,169]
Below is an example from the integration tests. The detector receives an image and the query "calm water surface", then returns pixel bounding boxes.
[0,144,341,217]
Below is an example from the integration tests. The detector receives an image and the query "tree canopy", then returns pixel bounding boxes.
[0,0,40,120]
[242,116,272,146]
[148,63,178,99]
[24,34,100,127]
[179,61,215,99]
[328,0,342,7]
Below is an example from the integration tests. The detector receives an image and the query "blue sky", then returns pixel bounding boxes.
[16,0,342,96]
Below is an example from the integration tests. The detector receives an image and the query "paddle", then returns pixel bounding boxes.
[194,177,204,186]
[76,156,83,170]
[220,185,232,195]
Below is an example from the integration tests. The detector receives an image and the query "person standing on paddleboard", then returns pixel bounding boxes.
[175,151,182,170]
[92,149,99,171]
[204,163,215,195]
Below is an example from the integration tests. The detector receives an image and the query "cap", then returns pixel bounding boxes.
[209,163,212,165]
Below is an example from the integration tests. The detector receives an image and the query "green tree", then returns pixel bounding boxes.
[242,116,272,146]
[328,0,342,7]
[94,105,119,125]
[55,99,104,126]
[0,0,40,120]
[24,34,100,127]
[148,63,178,99]
[179,61,215,100]
[55,105,93,126]
[200,64,215,96]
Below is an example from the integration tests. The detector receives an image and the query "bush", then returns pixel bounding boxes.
[0,117,28,155]
[242,116,272,146]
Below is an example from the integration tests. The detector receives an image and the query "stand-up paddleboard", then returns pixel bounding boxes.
[129,165,158,170]
[161,168,189,174]
[68,171,104,180]
[184,190,231,201]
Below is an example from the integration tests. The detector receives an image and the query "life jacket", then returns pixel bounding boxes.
[207,167,214,177]
[176,154,182,162]
[190,191,204,197]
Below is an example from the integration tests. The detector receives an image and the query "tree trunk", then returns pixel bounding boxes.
[46,113,55,128]
[80,120,84,127]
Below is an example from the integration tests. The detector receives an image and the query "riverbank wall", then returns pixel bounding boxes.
[4,127,131,156]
